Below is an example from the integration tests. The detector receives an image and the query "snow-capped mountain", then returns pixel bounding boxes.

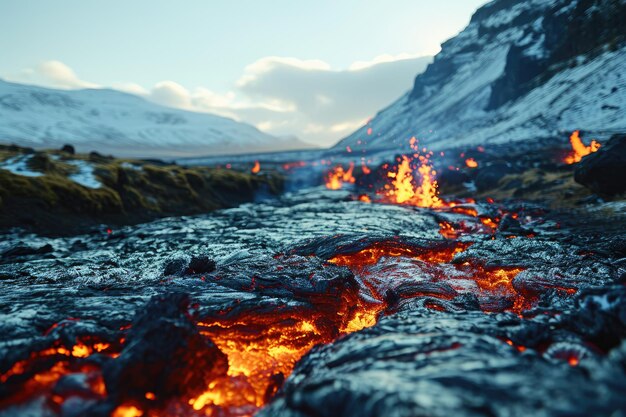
[333,0,626,157]
[0,79,309,157]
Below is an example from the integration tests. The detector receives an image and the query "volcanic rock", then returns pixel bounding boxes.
[574,133,626,196]
[102,292,228,406]
[474,162,517,192]
[61,144,75,154]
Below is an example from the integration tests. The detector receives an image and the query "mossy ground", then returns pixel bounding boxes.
[0,145,283,235]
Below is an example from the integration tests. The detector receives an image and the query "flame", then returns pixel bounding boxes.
[112,404,143,417]
[325,163,355,190]
[564,130,600,164]
[251,161,261,174]
[383,154,442,208]
[465,158,478,168]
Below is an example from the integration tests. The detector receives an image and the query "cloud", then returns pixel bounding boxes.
[6,60,100,90]
[232,55,432,144]
[150,81,192,109]
[2,55,431,147]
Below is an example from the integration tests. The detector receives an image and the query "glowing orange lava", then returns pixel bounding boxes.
[189,294,380,415]
[328,241,468,268]
[465,158,478,168]
[325,163,356,190]
[0,339,116,412]
[564,130,600,164]
[251,161,261,174]
[329,241,529,314]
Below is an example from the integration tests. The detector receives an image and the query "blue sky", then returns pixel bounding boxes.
[0,0,487,145]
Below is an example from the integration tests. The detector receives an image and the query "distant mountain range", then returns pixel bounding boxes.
[0,79,312,157]
[334,0,626,157]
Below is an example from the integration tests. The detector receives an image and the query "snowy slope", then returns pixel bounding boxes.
[0,80,309,157]
[333,0,626,157]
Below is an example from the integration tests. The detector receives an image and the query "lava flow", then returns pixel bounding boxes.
[0,273,381,417]
[191,306,377,414]
[329,240,531,314]
[564,130,600,164]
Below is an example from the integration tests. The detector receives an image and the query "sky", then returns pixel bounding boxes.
[0,0,487,146]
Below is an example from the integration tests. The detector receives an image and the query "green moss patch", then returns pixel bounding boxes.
[0,144,284,235]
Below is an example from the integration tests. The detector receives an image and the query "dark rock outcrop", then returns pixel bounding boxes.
[102,293,228,406]
[575,133,626,196]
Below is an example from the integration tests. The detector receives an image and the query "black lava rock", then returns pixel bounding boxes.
[188,254,216,274]
[61,144,75,154]
[162,255,189,276]
[474,162,514,192]
[102,292,228,406]
[438,169,470,190]
[1,243,53,259]
[575,133,626,196]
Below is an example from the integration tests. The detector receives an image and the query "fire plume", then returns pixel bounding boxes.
[564,130,600,164]
[325,163,356,190]
[383,154,442,208]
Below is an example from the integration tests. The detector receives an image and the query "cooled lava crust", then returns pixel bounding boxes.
[1,187,625,416]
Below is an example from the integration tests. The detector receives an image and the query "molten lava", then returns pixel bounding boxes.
[328,241,468,268]
[325,163,356,190]
[564,130,600,164]
[465,158,478,168]
[329,241,529,314]
[251,161,261,174]
[189,289,380,415]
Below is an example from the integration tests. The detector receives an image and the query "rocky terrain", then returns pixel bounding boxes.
[0,169,625,416]
[1,1,625,416]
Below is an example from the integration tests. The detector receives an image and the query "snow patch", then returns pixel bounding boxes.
[66,160,102,189]
[0,155,43,177]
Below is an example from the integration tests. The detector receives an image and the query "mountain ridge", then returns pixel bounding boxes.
[0,79,311,158]
[332,0,626,158]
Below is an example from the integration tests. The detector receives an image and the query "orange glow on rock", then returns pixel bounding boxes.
[465,158,478,168]
[251,161,261,174]
[564,130,600,164]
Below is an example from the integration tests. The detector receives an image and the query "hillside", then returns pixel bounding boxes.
[333,0,626,157]
[0,79,310,157]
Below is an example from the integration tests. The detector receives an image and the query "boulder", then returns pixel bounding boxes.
[102,293,228,406]
[575,134,626,196]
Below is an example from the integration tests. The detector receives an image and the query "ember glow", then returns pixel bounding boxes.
[325,163,355,190]
[465,157,478,168]
[564,130,600,164]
